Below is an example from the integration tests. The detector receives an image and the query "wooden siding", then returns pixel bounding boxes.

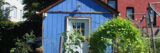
[43,0,114,53]
[44,13,113,53]
[48,0,110,12]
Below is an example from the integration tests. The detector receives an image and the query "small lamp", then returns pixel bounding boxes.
[77,4,81,10]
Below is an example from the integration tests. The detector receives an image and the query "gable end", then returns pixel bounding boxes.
[39,0,63,13]
[39,0,119,15]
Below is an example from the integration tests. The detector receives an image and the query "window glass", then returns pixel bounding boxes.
[127,7,134,20]
[147,8,156,26]
[108,0,116,9]
[72,22,85,35]
[4,3,10,17]
[151,10,156,26]
[147,8,150,24]
[13,7,17,18]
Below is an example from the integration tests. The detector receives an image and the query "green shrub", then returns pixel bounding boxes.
[10,31,35,53]
[89,17,149,53]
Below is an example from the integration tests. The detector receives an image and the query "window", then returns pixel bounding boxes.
[13,7,17,18]
[108,0,117,9]
[66,16,91,53]
[4,3,10,17]
[147,8,150,24]
[126,7,134,20]
[151,10,156,26]
[66,17,91,36]
[20,10,23,18]
[147,8,156,26]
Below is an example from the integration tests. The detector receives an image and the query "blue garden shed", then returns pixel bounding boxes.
[40,0,118,53]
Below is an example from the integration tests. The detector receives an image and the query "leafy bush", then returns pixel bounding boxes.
[0,0,41,52]
[89,17,149,53]
[0,20,22,53]
[63,30,85,53]
[10,31,35,53]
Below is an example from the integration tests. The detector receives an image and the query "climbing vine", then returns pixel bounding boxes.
[89,17,149,53]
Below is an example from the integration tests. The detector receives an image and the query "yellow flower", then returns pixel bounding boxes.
[79,27,82,33]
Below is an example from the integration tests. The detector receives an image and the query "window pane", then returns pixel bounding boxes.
[147,8,150,24]
[72,22,85,35]
[151,10,156,26]
[127,8,134,19]
[147,8,156,25]
[151,10,155,25]
[4,3,10,17]
[151,10,155,18]
[13,7,17,18]
[108,0,116,9]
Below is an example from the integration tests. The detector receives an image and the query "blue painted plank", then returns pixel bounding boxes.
[51,14,56,53]
[48,13,54,53]
[43,14,48,53]
[55,13,59,53]
[56,13,62,53]
[48,0,109,12]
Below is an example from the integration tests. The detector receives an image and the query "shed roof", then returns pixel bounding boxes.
[39,0,119,15]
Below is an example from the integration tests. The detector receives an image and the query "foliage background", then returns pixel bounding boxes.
[0,0,59,52]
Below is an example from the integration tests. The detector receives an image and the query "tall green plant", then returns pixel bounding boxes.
[90,17,149,53]
[63,30,85,53]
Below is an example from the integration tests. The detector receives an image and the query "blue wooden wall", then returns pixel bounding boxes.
[43,0,114,53]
